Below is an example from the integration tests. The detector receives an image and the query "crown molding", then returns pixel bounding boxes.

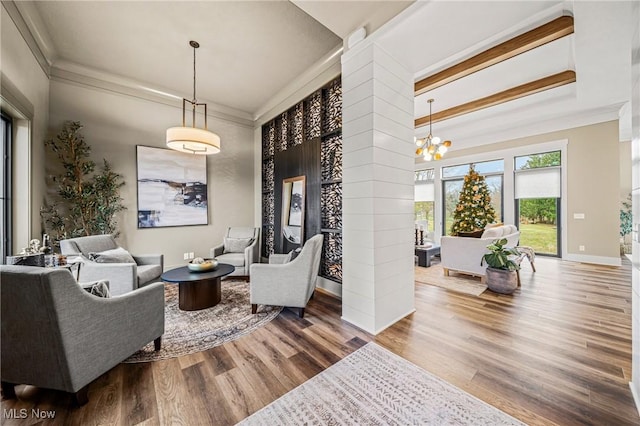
[253,44,343,126]
[50,61,254,128]
[441,104,621,153]
[2,0,53,77]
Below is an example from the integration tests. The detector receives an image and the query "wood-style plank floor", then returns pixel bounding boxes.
[2,257,638,425]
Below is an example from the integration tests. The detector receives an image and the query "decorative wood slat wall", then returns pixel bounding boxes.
[261,76,342,284]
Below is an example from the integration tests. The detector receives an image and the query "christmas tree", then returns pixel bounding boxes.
[450,165,497,235]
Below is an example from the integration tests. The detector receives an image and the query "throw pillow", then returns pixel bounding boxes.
[485,222,504,229]
[89,247,135,263]
[223,237,253,254]
[481,227,503,239]
[80,280,111,298]
[457,229,484,238]
[284,247,302,263]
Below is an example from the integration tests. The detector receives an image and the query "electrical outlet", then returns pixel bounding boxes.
[189,252,194,259]
[579,245,585,252]
[183,252,189,260]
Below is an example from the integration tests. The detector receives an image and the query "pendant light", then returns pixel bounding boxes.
[166,40,221,155]
[415,99,451,161]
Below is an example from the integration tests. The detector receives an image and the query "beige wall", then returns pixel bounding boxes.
[48,80,255,270]
[1,10,49,251]
[447,120,621,260]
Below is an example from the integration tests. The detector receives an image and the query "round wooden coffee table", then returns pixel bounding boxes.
[161,263,235,311]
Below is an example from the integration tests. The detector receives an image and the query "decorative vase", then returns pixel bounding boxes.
[485,267,518,294]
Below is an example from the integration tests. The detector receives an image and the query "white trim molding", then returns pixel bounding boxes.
[50,62,254,128]
[2,1,52,77]
[253,44,343,126]
[317,277,342,299]
[630,381,640,417]
[563,254,622,267]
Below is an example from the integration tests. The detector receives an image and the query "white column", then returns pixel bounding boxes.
[630,0,640,414]
[341,42,415,334]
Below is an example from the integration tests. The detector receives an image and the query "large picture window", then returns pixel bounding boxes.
[415,169,435,241]
[514,151,561,256]
[442,159,503,235]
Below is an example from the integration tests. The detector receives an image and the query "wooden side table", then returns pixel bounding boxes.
[415,245,441,267]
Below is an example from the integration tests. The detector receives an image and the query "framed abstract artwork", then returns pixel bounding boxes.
[136,145,208,228]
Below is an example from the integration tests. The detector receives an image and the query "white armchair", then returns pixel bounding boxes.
[249,234,323,318]
[60,235,163,296]
[440,225,520,281]
[210,227,260,279]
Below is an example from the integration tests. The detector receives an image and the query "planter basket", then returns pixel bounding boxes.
[486,267,518,294]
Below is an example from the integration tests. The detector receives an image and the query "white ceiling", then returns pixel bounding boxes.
[28,1,343,114]
[373,1,633,152]
[7,1,634,153]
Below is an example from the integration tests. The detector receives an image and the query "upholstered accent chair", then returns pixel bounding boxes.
[210,227,260,279]
[249,233,323,318]
[440,224,520,282]
[60,234,163,296]
[0,265,164,405]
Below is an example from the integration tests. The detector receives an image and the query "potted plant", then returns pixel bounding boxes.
[620,194,632,255]
[482,238,520,294]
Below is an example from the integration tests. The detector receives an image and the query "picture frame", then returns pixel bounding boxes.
[136,145,208,228]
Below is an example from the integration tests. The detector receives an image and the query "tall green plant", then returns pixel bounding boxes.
[41,121,125,246]
[620,194,632,238]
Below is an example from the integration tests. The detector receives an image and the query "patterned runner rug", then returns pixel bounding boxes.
[415,264,487,296]
[124,280,281,362]
[240,342,524,425]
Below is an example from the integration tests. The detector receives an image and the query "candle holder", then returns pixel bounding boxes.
[419,230,424,246]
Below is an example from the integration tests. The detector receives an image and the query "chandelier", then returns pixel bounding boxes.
[415,99,451,161]
[166,41,221,155]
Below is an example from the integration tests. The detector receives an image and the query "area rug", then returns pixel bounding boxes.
[415,264,487,296]
[124,280,282,363]
[239,342,524,425]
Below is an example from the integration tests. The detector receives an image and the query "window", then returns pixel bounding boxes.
[415,169,435,238]
[1,112,12,262]
[442,159,504,235]
[514,151,561,256]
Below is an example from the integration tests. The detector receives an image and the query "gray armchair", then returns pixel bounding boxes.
[210,227,260,279]
[0,265,164,405]
[60,234,163,296]
[249,234,323,318]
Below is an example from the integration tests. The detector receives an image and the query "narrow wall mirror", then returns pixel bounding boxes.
[281,175,306,246]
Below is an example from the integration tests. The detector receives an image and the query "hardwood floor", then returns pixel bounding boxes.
[2,257,638,425]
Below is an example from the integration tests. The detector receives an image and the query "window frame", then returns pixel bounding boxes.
[1,111,12,262]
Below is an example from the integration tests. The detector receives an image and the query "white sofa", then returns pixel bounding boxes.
[440,224,520,282]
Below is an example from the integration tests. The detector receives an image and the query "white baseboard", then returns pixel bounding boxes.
[317,277,342,298]
[373,308,416,335]
[563,253,622,266]
[630,382,640,417]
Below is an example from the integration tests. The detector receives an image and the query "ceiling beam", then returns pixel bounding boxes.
[414,70,576,128]
[414,15,574,96]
